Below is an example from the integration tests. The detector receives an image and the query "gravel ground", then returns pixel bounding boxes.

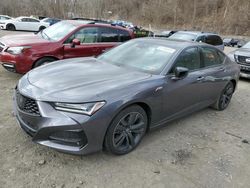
[0,30,250,188]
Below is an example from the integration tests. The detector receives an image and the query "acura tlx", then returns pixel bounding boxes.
[14,38,240,155]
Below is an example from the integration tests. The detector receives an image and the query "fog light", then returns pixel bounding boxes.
[49,130,87,147]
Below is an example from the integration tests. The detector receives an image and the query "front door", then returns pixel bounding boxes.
[162,47,206,120]
[63,27,100,59]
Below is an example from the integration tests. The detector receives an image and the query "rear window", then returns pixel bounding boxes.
[169,32,197,41]
[201,47,223,67]
[99,27,131,42]
[206,35,223,46]
[118,29,131,42]
[99,27,119,42]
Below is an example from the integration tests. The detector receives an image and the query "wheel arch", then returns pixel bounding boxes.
[32,56,59,69]
[230,79,237,92]
[6,23,15,29]
[102,101,152,148]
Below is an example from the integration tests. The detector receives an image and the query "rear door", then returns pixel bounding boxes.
[97,27,132,54]
[97,27,120,54]
[18,18,39,31]
[198,46,228,102]
[63,27,100,59]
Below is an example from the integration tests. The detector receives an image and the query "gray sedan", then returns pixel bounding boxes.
[14,38,240,155]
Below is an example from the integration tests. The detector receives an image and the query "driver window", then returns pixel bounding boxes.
[21,18,28,22]
[65,27,98,44]
[170,47,201,73]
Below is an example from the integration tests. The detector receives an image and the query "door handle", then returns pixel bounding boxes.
[196,76,205,81]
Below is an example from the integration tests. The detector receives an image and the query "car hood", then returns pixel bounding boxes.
[0,33,49,47]
[21,57,151,102]
[233,48,250,57]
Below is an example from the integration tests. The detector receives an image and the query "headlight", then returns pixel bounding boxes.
[54,101,106,115]
[6,46,31,55]
[234,55,238,62]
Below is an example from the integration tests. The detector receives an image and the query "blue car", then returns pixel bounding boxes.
[41,18,61,26]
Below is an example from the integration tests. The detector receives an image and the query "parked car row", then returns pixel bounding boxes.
[223,38,248,48]
[0,17,246,156]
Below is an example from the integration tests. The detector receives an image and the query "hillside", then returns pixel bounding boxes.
[1,0,249,35]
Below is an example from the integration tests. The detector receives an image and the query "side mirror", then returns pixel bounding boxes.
[71,39,80,48]
[172,67,189,80]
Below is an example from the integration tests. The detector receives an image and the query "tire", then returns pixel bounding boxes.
[212,81,235,111]
[104,105,148,155]
[33,57,56,68]
[39,26,46,31]
[7,24,16,31]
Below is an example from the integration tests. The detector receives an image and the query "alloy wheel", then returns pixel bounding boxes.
[219,82,234,109]
[112,112,146,152]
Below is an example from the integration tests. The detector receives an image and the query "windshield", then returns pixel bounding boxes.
[98,40,177,74]
[39,21,76,41]
[169,32,197,41]
[41,18,49,22]
[242,42,250,49]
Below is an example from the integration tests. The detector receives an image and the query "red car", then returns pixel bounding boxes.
[0,20,134,74]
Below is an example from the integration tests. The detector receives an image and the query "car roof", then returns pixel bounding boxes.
[63,20,132,31]
[16,16,39,20]
[176,31,218,36]
[135,37,208,50]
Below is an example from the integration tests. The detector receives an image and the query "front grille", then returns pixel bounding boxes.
[16,90,40,116]
[241,70,250,74]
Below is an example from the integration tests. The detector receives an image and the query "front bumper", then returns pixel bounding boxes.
[0,24,6,30]
[0,52,33,74]
[239,64,250,79]
[13,89,112,155]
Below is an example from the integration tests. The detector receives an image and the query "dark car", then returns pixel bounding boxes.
[237,40,247,48]
[41,18,61,26]
[169,31,224,51]
[14,38,240,155]
[154,30,178,38]
[0,20,134,74]
[223,38,239,47]
[227,41,250,78]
